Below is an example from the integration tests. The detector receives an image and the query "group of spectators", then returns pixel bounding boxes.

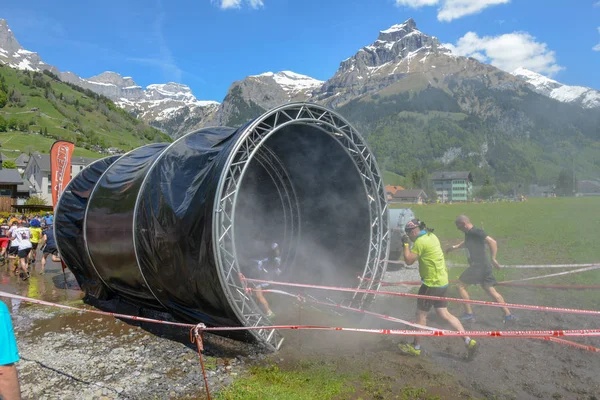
[0,212,60,281]
[1,212,58,399]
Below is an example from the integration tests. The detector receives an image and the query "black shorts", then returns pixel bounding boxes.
[459,265,497,287]
[8,246,18,255]
[31,242,39,250]
[43,247,58,256]
[17,248,31,258]
[417,284,448,312]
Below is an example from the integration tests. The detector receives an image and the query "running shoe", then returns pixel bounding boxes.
[267,311,275,318]
[503,314,517,325]
[397,343,421,357]
[459,313,475,322]
[466,339,478,360]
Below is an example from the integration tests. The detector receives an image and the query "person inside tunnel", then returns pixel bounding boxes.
[245,241,282,318]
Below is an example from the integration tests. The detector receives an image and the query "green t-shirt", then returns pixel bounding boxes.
[411,232,449,287]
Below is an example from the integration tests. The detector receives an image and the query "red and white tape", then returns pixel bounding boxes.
[384,260,600,269]
[501,266,600,283]
[260,289,600,353]
[1,291,600,342]
[260,289,440,332]
[242,278,600,316]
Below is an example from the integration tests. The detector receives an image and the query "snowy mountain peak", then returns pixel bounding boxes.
[272,71,324,94]
[145,82,198,102]
[512,68,561,96]
[378,18,417,41]
[0,19,57,73]
[512,67,600,109]
[251,70,324,96]
[88,71,138,88]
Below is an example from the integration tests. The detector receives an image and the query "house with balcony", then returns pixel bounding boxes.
[431,171,473,202]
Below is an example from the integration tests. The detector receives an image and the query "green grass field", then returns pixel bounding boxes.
[397,197,600,265]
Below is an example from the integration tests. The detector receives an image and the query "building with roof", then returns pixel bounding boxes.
[23,151,98,205]
[431,171,473,202]
[384,185,405,201]
[14,153,30,175]
[389,189,428,204]
[0,168,25,212]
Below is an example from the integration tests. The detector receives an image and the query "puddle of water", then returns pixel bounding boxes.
[0,259,83,303]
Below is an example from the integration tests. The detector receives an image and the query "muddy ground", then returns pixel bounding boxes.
[1,260,599,399]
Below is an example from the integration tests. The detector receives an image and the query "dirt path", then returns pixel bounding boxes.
[268,265,600,400]
[2,259,599,399]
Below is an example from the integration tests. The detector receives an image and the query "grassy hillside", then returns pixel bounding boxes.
[339,82,600,187]
[382,170,407,187]
[0,65,171,156]
[0,132,100,158]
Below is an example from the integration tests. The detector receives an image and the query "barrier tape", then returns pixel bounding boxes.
[259,289,442,332]
[384,260,600,269]
[3,291,600,338]
[0,291,197,328]
[260,289,600,353]
[541,337,600,353]
[501,266,600,284]
[365,279,600,290]
[360,267,600,289]
[241,278,600,316]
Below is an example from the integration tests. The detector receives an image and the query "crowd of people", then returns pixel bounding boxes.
[0,212,60,281]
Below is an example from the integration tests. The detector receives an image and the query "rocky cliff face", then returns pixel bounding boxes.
[0,19,59,74]
[208,71,323,127]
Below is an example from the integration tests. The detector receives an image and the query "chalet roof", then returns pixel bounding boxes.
[0,169,23,185]
[385,185,405,195]
[392,189,428,199]
[431,171,472,181]
[17,179,33,194]
[28,151,97,172]
[14,153,30,167]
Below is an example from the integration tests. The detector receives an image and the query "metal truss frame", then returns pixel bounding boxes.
[212,103,389,350]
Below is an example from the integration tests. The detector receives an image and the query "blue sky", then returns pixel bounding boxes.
[1,0,599,101]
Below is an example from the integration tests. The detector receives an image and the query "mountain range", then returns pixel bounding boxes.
[1,17,599,186]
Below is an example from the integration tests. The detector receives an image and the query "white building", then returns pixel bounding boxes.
[23,152,98,205]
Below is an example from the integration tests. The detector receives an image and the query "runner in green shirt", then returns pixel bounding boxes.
[398,219,479,360]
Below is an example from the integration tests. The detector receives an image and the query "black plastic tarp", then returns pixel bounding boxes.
[55,155,120,297]
[55,103,389,348]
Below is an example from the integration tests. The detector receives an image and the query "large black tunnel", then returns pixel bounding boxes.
[55,103,390,350]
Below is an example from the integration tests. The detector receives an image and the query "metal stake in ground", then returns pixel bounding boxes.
[191,323,211,400]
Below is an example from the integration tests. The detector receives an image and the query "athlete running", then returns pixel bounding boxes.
[398,219,478,360]
[446,215,515,324]
[40,227,61,274]
[12,221,32,281]
[249,242,282,318]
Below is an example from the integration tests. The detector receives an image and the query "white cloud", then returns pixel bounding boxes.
[396,0,438,6]
[220,0,241,7]
[395,0,510,22]
[216,0,264,9]
[594,27,600,52]
[445,31,564,76]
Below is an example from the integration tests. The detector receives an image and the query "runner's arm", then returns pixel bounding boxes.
[445,241,464,254]
[403,243,418,265]
[485,236,501,269]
